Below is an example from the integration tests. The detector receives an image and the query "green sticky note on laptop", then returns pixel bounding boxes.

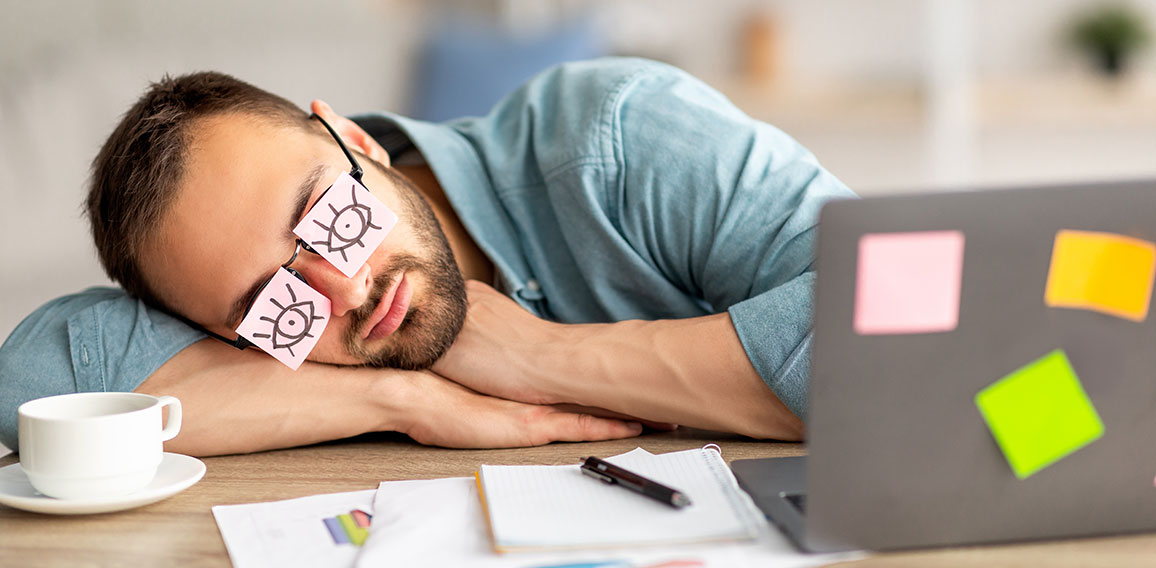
[975,349,1104,479]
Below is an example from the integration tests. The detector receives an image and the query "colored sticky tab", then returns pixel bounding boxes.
[323,517,350,544]
[236,267,331,370]
[294,172,398,277]
[975,349,1104,479]
[350,509,372,528]
[337,513,369,546]
[1044,229,1156,322]
[853,230,965,335]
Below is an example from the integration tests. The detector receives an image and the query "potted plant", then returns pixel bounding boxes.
[1068,3,1151,76]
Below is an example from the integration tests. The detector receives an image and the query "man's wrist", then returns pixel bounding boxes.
[532,320,613,407]
[368,368,420,434]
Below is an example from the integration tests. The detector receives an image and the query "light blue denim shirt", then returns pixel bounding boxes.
[0,58,855,450]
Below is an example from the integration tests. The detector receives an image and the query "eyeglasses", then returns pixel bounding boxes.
[195,113,398,369]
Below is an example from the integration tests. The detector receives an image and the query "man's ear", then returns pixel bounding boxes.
[310,100,391,168]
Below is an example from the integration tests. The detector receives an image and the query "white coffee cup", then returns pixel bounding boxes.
[18,392,182,500]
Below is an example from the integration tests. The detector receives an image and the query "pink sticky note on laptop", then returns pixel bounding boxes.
[854,230,965,335]
[236,267,331,370]
[293,172,398,277]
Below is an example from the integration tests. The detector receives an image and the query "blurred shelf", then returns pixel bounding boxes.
[719,72,1156,131]
[721,78,925,133]
[976,72,1156,129]
[714,73,1156,195]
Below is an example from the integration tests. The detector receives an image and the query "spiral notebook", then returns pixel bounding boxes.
[474,447,764,553]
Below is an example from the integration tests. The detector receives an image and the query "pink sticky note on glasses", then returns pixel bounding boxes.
[293,172,398,277]
[236,267,332,370]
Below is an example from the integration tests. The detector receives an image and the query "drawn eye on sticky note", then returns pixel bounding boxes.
[975,349,1104,479]
[1044,230,1156,322]
[293,172,398,278]
[853,230,965,335]
[236,267,331,370]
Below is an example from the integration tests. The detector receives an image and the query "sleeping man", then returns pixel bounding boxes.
[0,58,855,456]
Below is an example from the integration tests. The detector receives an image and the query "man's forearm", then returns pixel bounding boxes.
[532,314,804,440]
[135,337,647,456]
[135,339,403,457]
[432,281,804,440]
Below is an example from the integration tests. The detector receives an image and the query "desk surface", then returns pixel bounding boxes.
[1,430,1154,567]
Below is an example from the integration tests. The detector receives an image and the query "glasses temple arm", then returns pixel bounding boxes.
[310,113,364,181]
[174,313,254,351]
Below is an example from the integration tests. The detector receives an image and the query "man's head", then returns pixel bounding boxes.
[87,72,466,369]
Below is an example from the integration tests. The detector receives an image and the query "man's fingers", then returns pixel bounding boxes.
[550,403,679,432]
[541,410,644,443]
[403,374,646,448]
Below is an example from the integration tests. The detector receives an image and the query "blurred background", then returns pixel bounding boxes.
[4,0,1156,344]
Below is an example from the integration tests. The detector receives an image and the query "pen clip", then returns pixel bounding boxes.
[580,464,615,484]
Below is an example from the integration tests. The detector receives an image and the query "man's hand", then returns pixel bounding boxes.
[432,280,569,405]
[395,371,643,448]
[431,286,676,431]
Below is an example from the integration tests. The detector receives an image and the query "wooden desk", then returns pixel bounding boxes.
[1,430,1155,567]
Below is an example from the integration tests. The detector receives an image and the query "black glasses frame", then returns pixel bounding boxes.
[193,113,367,350]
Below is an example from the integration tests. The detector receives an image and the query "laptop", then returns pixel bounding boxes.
[732,180,1156,552]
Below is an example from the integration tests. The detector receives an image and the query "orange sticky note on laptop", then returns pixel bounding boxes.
[1044,230,1156,322]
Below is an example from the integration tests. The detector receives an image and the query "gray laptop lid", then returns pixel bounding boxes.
[806,180,1156,551]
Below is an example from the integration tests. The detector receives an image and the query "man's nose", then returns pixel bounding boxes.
[293,254,372,317]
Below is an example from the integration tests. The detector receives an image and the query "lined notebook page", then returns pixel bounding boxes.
[477,447,761,552]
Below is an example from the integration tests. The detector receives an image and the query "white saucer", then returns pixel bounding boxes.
[0,452,205,515]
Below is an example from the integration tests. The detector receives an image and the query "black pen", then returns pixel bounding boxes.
[579,456,692,509]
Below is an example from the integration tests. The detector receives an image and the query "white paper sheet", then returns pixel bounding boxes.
[356,448,864,568]
[479,447,760,550]
[213,489,375,568]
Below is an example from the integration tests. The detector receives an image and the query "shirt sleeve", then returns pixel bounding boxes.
[608,60,858,420]
[0,287,205,450]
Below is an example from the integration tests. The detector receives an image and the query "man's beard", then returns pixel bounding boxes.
[340,164,467,370]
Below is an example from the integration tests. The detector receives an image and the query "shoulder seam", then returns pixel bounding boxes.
[595,64,654,228]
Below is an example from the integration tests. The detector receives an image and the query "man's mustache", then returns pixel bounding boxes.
[347,255,425,334]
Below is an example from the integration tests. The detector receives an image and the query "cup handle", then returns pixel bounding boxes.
[157,396,183,442]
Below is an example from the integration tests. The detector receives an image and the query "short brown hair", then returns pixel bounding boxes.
[86,71,310,308]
